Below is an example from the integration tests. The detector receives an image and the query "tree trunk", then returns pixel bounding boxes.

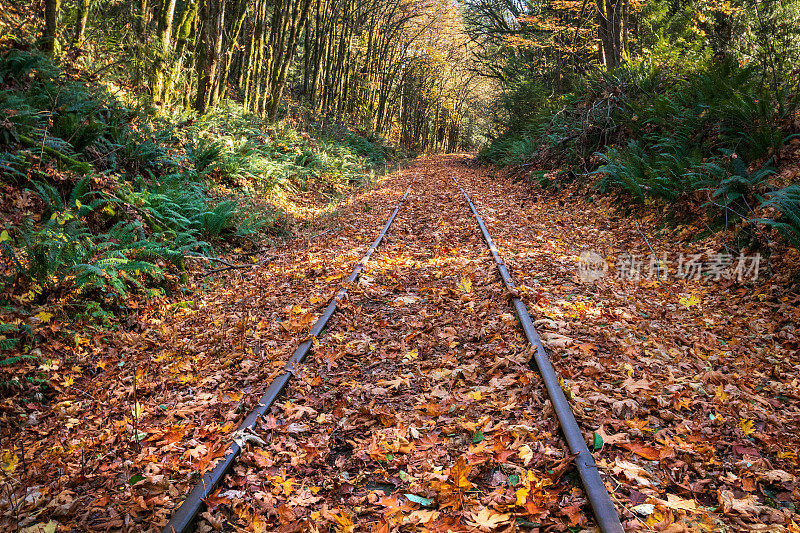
[266,0,313,120]
[167,0,199,102]
[72,0,90,47]
[216,0,249,102]
[43,0,60,57]
[150,0,178,101]
[138,0,150,37]
[596,0,625,68]
[195,0,214,113]
[207,0,225,107]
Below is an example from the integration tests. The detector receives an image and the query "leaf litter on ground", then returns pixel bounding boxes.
[2,156,799,532]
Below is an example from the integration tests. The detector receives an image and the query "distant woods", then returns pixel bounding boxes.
[26,0,492,152]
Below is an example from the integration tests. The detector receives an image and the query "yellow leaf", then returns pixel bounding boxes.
[270,474,295,496]
[403,349,419,361]
[739,418,755,436]
[131,402,145,420]
[515,486,530,506]
[0,230,10,242]
[623,362,634,377]
[679,294,700,308]
[35,311,53,324]
[225,391,243,402]
[62,375,74,387]
[467,508,510,530]
[518,444,534,466]
[334,512,354,533]
[1,450,19,473]
[662,493,698,512]
[20,521,58,533]
[646,510,665,526]
[457,277,472,293]
[714,384,729,403]
[38,359,59,371]
[249,515,267,533]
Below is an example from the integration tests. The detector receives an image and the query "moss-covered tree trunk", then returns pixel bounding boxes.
[150,0,178,101]
[72,0,90,47]
[43,0,61,57]
[195,0,224,113]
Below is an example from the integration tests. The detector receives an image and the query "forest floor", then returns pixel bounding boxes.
[3,155,800,533]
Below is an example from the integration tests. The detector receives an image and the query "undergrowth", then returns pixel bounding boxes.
[0,49,399,392]
[480,58,800,252]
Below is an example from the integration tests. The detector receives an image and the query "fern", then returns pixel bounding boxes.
[0,322,20,353]
[594,141,650,203]
[756,183,800,249]
[1,354,36,367]
[188,139,225,174]
[0,50,57,84]
[196,200,237,238]
[708,157,773,210]
[0,152,27,180]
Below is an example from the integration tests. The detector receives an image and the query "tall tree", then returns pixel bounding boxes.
[596,0,626,67]
[73,0,91,47]
[150,0,179,100]
[195,0,225,113]
[43,0,61,57]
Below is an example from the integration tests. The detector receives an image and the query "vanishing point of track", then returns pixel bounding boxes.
[163,172,625,533]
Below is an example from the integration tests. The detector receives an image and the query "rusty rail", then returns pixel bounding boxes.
[162,179,415,533]
[453,177,625,533]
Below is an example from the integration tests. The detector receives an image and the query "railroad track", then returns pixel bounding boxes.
[163,172,625,533]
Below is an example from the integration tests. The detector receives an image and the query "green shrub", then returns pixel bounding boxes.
[0,49,399,326]
[482,54,800,250]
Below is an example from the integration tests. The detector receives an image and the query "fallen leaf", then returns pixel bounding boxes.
[1,450,19,473]
[34,311,53,324]
[467,508,510,530]
[660,493,698,512]
[679,294,700,307]
[457,277,472,293]
[20,521,58,533]
[405,493,434,507]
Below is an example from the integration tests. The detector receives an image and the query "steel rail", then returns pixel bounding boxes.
[453,177,625,533]
[163,179,416,533]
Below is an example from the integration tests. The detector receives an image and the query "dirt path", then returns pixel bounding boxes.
[5,156,799,533]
